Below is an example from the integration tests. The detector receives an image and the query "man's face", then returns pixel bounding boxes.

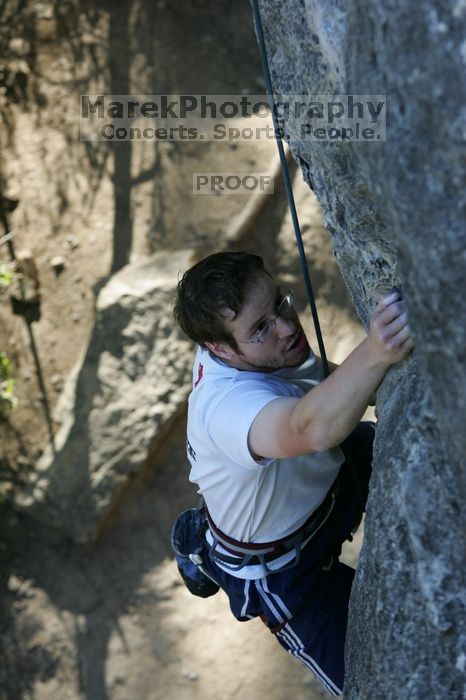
[213,273,310,372]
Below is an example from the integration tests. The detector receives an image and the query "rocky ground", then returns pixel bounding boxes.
[0,2,370,698]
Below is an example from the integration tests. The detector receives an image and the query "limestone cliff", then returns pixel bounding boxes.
[254,0,466,697]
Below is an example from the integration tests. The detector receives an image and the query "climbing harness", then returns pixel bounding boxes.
[171,479,339,594]
[205,480,340,575]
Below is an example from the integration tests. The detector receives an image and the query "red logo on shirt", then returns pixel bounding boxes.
[194,363,204,388]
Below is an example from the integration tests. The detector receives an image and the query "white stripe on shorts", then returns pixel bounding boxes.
[260,576,293,619]
[240,579,252,618]
[254,578,285,623]
[278,623,342,696]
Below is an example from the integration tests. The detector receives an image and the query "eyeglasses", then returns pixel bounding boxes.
[239,286,294,344]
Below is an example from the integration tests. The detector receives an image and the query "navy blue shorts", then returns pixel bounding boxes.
[202,422,375,696]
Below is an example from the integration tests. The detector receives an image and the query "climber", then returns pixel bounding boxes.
[173,250,414,696]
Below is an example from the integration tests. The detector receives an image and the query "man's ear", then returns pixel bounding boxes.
[205,341,236,361]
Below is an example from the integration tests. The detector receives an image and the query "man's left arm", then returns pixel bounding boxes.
[317,359,376,405]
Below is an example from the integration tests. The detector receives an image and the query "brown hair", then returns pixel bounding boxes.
[174,251,268,352]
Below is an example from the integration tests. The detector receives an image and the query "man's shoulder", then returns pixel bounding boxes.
[190,348,289,411]
[193,346,272,383]
[191,346,236,387]
[190,348,316,406]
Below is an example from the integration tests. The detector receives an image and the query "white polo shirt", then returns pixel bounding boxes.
[186,346,344,545]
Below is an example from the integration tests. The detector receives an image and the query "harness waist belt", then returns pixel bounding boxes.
[205,478,340,565]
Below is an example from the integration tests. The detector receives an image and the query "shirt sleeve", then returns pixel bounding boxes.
[207,381,283,470]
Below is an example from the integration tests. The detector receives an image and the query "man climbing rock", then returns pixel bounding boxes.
[173,251,413,695]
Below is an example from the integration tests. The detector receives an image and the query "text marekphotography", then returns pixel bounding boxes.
[80,94,387,142]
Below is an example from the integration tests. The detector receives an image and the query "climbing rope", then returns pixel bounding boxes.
[250,0,330,377]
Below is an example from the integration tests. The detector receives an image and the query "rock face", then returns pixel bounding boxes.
[255,0,466,697]
[16,251,195,543]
